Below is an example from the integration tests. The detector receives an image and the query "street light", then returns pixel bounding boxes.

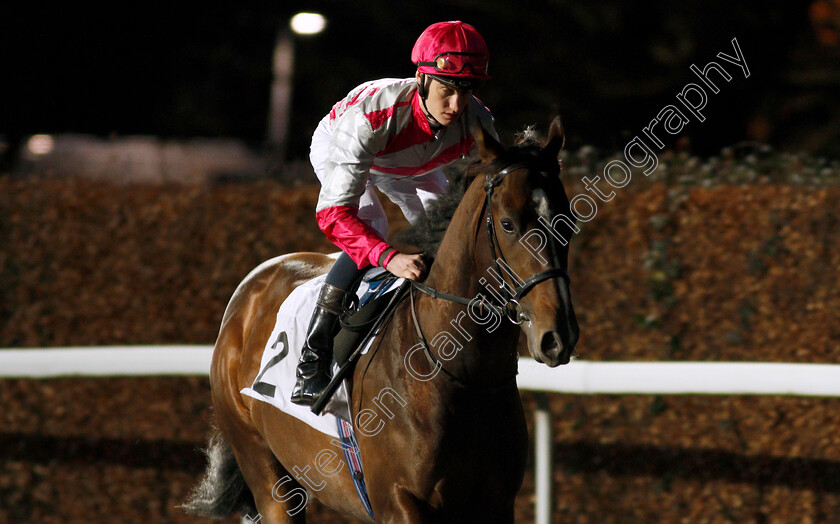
[267,12,327,161]
[290,12,327,35]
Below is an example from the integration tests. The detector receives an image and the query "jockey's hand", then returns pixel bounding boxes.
[385,253,426,281]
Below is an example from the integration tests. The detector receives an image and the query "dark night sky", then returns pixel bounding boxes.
[3,1,838,160]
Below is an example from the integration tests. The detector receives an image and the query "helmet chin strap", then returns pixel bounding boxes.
[418,73,444,128]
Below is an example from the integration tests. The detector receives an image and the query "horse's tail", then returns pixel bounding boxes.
[181,428,256,519]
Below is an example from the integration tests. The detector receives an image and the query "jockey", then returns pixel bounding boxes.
[291,21,499,406]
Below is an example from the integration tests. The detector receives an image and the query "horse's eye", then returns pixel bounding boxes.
[500,219,515,233]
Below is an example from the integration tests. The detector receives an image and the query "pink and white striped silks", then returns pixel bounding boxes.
[310,77,498,269]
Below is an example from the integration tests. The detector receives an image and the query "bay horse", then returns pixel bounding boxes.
[184,118,579,523]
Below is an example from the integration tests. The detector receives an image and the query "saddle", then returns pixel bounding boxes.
[334,269,402,365]
[241,265,410,432]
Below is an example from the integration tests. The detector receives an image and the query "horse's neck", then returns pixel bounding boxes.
[426,177,483,309]
[423,183,482,299]
[415,179,520,385]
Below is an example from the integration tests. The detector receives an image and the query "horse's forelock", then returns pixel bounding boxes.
[514,125,542,147]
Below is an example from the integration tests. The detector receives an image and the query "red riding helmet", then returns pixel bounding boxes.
[411,21,490,89]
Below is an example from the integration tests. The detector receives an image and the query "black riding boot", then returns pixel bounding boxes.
[290,283,348,406]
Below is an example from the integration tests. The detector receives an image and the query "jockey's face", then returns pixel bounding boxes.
[417,72,473,127]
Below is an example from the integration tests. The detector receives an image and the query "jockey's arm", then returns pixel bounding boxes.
[315,107,398,270]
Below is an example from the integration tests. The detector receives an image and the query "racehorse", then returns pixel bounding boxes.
[184,118,579,523]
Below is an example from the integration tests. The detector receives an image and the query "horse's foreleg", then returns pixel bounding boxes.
[375,486,436,523]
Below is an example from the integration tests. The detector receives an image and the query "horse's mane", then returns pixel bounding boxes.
[395,128,546,256]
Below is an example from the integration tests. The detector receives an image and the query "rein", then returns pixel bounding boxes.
[407,160,570,388]
[409,284,516,390]
[409,279,505,317]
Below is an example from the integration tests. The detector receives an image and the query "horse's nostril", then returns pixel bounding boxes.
[540,331,562,355]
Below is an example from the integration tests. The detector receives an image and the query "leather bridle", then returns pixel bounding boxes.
[407,161,570,389]
[411,161,569,323]
[482,162,569,323]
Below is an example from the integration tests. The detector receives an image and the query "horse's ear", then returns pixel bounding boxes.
[473,123,504,163]
[542,116,565,163]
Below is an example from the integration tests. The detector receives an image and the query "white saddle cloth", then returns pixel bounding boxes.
[240,271,402,438]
